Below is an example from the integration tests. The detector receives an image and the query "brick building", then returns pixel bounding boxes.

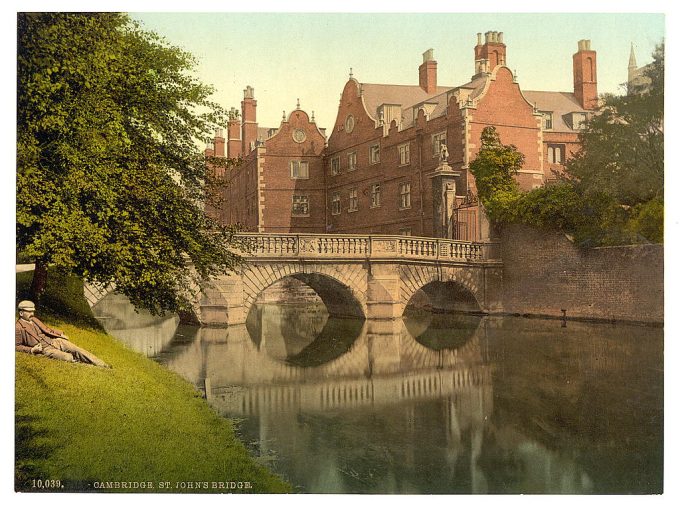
[207,31,597,241]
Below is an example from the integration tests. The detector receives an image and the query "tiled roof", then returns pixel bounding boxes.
[523,90,587,132]
[358,79,586,132]
[360,76,489,128]
[257,126,275,141]
[360,83,451,127]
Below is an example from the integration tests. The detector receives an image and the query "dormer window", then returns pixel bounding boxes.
[573,112,588,130]
[540,111,553,130]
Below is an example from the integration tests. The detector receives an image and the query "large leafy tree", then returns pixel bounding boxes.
[564,43,664,244]
[17,12,239,315]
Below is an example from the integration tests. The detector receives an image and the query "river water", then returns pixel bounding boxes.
[93,293,663,494]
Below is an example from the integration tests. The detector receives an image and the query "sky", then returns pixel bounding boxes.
[130,11,665,133]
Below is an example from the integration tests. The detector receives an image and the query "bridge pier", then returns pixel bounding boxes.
[366,264,404,320]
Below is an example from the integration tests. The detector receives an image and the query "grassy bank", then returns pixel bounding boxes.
[15,271,290,493]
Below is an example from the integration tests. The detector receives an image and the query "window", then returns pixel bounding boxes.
[349,188,358,212]
[432,131,446,157]
[399,228,412,236]
[331,192,341,215]
[399,182,411,209]
[369,144,380,164]
[290,160,309,179]
[547,144,565,164]
[348,151,357,171]
[540,111,553,130]
[573,113,587,130]
[371,184,381,208]
[292,195,309,216]
[398,143,410,166]
[330,157,340,176]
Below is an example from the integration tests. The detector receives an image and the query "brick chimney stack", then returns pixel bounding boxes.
[227,107,241,158]
[573,39,598,110]
[213,128,225,157]
[241,86,258,155]
[419,49,437,94]
[474,31,507,77]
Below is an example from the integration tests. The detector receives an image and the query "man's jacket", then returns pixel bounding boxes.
[15,318,64,353]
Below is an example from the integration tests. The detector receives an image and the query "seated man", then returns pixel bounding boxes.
[15,300,110,368]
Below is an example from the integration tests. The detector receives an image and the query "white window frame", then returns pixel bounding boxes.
[348,151,357,171]
[369,144,380,165]
[290,160,309,179]
[399,182,411,210]
[398,143,410,166]
[348,188,359,212]
[330,157,340,176]
[432,131,446,157]
[547,144,565,164]
[573,113,587,130]
[292,195,310,216]
[371,184,381,208]
[331,192,341,215]
[540,111,553,130]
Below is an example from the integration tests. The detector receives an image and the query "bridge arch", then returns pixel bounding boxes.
[400,264,485,314]
[242,263,367,320]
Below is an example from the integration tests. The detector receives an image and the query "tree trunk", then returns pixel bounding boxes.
[30,259,48,303]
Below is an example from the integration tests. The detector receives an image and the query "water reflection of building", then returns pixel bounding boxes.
[95,296,642,493]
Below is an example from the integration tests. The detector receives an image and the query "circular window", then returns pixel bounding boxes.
[292,129,307,143]
[345,115,355,134]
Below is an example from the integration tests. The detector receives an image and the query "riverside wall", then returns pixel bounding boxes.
[499,225,663,324]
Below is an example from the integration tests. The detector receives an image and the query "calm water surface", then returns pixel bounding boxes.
[93,294,663,494]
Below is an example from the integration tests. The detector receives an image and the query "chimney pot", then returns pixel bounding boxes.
[498,32,504,43]
[423,48,434,63]
[477,33,482,45]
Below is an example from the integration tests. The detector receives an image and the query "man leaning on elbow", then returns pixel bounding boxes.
[15,300,110,368]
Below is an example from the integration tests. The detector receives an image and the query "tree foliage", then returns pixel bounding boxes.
[470,43,664,247]
[17,12,240,314]
[468,126,524,224]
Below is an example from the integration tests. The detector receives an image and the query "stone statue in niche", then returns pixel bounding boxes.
[439,143,449,163]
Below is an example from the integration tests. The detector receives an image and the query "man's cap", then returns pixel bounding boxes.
[17,300,36,311]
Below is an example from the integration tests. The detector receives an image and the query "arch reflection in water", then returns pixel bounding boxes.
[246,303,365,367]
[403,310,482,351]
[91,293,662,494]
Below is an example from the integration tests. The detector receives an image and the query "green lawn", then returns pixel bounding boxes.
[15,271,290,493]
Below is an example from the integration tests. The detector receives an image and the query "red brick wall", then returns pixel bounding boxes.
[325,80,470,236]
[468,67,542,192]
[500,225,663,323]
[542,131,581,180]
[260,109,326,233]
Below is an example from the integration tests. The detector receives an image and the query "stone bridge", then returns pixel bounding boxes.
[197,233,503,326]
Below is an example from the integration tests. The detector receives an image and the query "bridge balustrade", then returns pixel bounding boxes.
[236,233,498,262]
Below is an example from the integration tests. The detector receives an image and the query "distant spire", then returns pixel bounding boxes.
[296,98,300,110]
[282,110,286,120]
[311,111,315,122]
[349,67,353,79]
[628,43,638,69]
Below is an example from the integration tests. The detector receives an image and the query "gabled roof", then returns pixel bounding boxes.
[358,76,587,133]
[523,90,587,132]
[360,83,451,127]
[359,75,491,129]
